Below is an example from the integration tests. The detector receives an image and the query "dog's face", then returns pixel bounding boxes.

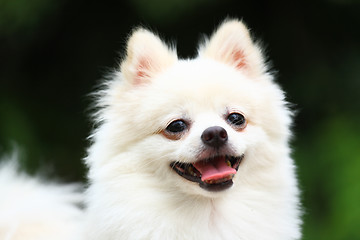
[94,20,292,198]
[142,60,264,194]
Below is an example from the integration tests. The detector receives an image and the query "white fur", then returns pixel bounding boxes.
[0,158,83,240]
[85,19,302,239]
[0,19,301,240]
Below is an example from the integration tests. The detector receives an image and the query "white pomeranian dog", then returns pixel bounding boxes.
[0,19,301,240]
[84,19,301,239]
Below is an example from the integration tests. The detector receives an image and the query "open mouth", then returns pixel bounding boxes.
[170,155,244,192]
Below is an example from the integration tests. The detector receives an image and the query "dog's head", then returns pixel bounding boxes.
[89,20,292,198]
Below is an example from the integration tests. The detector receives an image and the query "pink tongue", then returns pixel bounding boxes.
[193,156,236,181]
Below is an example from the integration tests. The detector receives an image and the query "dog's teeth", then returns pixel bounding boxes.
[226,160,231,167]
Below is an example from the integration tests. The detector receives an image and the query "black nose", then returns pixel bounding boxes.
[201,126,228,148]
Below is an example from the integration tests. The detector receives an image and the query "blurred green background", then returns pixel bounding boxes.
[0,0,359,239]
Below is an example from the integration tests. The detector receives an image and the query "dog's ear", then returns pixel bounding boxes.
[121,28,177,85]
[199,20,266,77]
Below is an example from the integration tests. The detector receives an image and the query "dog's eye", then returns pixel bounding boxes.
[166,120,187,133]
[227,113,246,128]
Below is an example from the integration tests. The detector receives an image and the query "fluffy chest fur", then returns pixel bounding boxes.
[86,164,299,240]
